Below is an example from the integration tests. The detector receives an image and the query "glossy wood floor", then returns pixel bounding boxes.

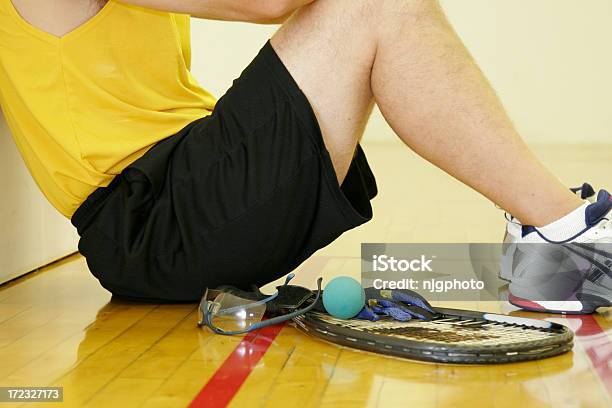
[1,140,611,408]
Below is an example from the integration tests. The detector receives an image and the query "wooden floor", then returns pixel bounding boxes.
[0,140,611,408]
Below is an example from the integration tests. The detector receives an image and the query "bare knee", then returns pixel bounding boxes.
[302,0,439,18]
[291,0,443,42]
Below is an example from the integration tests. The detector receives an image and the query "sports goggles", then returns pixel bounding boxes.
[198,273,323,335]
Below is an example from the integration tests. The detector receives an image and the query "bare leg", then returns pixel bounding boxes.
[271,0,582,227]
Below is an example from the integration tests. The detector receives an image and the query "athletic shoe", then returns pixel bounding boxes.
[500,183,596,281]
[502,189,612,314]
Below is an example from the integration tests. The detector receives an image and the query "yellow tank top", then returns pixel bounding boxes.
[0,0,216,217]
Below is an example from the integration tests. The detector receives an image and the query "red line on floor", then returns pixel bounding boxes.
[189,257,336,407]
[189,322,285,408]
[571,314,612,395]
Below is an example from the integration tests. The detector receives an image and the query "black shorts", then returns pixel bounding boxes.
[71,41,377,302]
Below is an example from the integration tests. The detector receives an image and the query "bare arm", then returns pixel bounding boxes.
[117,0,316,23]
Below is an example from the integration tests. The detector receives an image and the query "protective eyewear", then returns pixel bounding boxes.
[198,273,322,335]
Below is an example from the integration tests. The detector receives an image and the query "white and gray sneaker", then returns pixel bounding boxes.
[500,187,612,314]
[501,183,596,281]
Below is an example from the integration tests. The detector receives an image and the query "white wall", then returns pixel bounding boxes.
[441,0,612,143]
[191,0,612,144]
[0,111,78,284]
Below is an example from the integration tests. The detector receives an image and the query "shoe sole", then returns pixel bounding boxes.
[508,294,597,314]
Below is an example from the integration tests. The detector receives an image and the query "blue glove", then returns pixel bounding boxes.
[356,288,437,322]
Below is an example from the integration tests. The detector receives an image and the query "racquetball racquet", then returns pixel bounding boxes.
[292,308,573,364]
